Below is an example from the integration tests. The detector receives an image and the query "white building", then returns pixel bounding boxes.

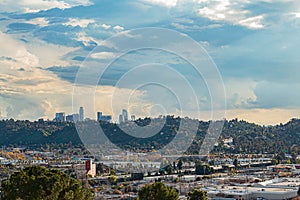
[207,185,298,200]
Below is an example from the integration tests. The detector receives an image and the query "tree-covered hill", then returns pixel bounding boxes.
[0,117,299,155]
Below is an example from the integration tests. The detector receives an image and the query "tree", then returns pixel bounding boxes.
[108,174,117,185]
[276,151,286,163]
[195,160,214,175]
[131,173,144,180]
[271,158,278,165]
[96,163,105,175]
[233,158,239,169]
[188,189,208,200]
[1,165,94,200]
[165,164,173,174]
[138,182,178,200]
[177,160,183,170]
[291,145,298,164]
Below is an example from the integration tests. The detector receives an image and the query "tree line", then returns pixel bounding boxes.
[0,117,299,157]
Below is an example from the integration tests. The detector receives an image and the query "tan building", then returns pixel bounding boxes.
[86,159,96,177]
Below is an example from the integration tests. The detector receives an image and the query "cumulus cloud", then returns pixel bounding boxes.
[197,0,265,29]
[113,25,125,31]
[142,0,265,29]
[144,0,178,7]
[0,31,77,120]
[101,23,111,29]
[0,65,74,120]
[0,0,92,13]
[0,32,39,68]
[27,18,49,27]
[63,18,95,28]
[76,32,104,46]
[40,99,55,119]
[225,78,257,109]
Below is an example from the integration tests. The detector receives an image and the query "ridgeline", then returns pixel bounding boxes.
[0,116,299,155]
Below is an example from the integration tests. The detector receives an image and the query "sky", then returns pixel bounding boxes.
[0,0,300,125]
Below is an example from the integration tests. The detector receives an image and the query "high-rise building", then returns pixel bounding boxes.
[101,115,112,122]
[97,112,112,122]
[66,115,73,122]
[122,109,128,122]
[131,115,136,121]
[79,107,84,121]
[119,114,123,123]
[97,112,102,121]
[72,114,79,122]
[66,114,79,122]
[55,112,65,122]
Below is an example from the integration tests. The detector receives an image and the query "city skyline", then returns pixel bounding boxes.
[1,1,300,125]
[52,106,136,123]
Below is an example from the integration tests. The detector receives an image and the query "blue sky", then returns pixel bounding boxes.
[0,0,300,124]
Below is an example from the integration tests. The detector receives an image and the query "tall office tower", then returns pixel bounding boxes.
[72,114,79,122]
[131,115,136,121]
[122,109,128,122]
[79,107,84,121]
[66,115,74,122]
[101,115,112,122]
[97,112,102,121]
[55,112,65,122]
[119,114,123,123]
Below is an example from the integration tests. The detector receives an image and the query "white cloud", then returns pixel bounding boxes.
[0,30,80,120]
[292,12,300,18]
[225,78,257,109]
[0,32,39,68]
[93,23,112,30]
[144,0,178,7]
[28,17,49,27]
[27,40,76,68]
[116,30,142,39]
[90,52,116,60]
[196,0,265,29]
[16,49,39,67]
[101,23,111,29]
[171,22,191,30]
[76,32,104,46]
[113,25,125,31]
[0,0,92,13]
[0,62,74,120]
[40,99,55,119]
[63,18,95,28]
[22,0,71,12]
[0,30,75,68]
[0,61,74,120]
[238,15,264,29]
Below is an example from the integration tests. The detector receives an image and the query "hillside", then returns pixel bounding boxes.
[0,117,299,155]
